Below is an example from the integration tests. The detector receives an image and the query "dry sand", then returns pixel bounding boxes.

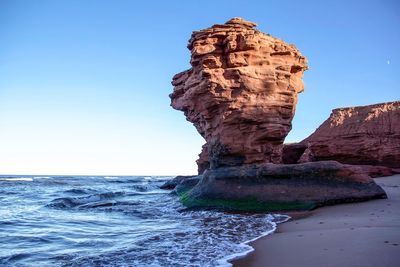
[233,175,400,267]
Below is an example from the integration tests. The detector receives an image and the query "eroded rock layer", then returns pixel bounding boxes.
[297,101,400,168]
[170,17,308,171]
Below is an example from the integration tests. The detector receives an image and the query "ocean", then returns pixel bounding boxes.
[0,175,289,266]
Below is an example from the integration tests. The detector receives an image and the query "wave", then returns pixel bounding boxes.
[43,211,289,267]
[0,177,33,182]
[103,176,119,179]
[63,188,98,195]
[47,192,125,209]
[131,184,149,192]
[130,183,167,193]
[218,214,290,266]
[0,252,32,264]
[3,175,291,267]
[105,177,145,184]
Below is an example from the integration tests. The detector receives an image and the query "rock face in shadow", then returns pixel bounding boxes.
[285,101,400,168]
[179,161,387,212]
[170,17,308,172]
[282,141,308,164]
[159,175,197,190]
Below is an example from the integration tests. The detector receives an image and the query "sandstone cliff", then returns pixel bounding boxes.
[170,17,308,172]
[285,101,400,168]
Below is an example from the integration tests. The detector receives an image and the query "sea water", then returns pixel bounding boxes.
[0,175,288,266]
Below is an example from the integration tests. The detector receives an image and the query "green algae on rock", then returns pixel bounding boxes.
[175,161,386,212]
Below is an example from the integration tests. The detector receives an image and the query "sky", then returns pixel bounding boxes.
[0,0,399,175]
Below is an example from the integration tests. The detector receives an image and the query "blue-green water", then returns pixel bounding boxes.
[0,175,288,266]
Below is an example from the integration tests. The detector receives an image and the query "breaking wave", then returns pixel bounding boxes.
[0,175,288,266]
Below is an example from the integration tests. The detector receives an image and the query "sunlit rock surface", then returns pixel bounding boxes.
[287,101,400,168]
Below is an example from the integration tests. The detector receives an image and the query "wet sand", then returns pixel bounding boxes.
[233,175,400,267]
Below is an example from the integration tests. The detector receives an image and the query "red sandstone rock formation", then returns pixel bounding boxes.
[166,18,389,211]
[170,18,308,172]
[284,101,400,168]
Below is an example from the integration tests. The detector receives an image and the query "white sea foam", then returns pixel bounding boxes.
[104,176,119,179]
[3,175,292,267]
[216,214,290,267]
[0,177,33,182]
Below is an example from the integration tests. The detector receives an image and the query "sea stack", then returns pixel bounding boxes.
[170,17,308,174]
[168,18,387,212]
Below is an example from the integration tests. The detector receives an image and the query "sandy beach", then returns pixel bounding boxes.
[233,174,400,267]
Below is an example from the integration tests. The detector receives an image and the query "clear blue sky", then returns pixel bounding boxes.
[0,0,399,175]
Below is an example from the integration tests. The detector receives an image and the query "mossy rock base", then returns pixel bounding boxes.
[178,189,315,212]
[174,161,387,212]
